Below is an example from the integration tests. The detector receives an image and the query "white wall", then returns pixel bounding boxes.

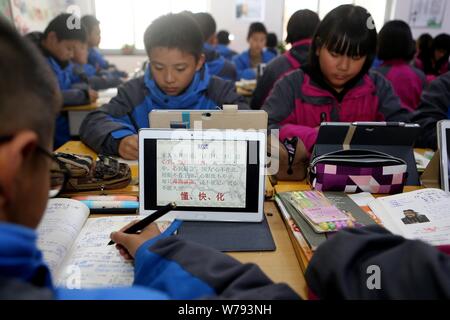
[391,0,450,38]
[210,0,285,53]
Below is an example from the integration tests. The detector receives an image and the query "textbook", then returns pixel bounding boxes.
[36,198,172,289]
[369,188,450,246]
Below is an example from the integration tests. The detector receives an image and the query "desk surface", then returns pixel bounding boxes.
[62,102,99,112]
[56,141,308,298]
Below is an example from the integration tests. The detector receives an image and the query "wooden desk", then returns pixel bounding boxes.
[56,141,308,298]
[62,102,99,112]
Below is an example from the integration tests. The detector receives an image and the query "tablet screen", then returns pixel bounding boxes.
[142,138,260,213]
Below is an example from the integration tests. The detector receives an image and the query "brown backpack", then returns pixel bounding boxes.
[268,136,309,181]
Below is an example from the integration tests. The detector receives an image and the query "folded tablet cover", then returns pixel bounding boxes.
[177,216,276,252]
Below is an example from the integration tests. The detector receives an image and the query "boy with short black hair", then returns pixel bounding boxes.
[216,30,237,60]
[80,13,248,160]
[232,22,276,80]
[0,16,298,300]
[193,12,237,81]
[81,15,128,79]
[26,13,98,148]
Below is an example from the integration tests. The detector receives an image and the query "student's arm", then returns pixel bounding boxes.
[410,72,450,149]
[88,75,123,91]
[370,71,411,122]
[207,77,250,110]
[61,88,90,106]
[79,78,144,155]
[110,222,299,300]
[305,225,450,299]
[232,54,256,80]
[263,71,319,155]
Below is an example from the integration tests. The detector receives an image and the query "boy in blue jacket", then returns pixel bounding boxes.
[81,15,128,79]
[26,14,98,149]
[0,17,297,300]
[193,12,237,81]
[232,22,276,80]
[80,13,248,160]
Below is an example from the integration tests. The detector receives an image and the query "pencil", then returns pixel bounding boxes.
[108,202,176,245]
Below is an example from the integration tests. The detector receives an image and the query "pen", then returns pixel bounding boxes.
[80,200,139,209]
[351,121,406,126]
[108,202,177,245]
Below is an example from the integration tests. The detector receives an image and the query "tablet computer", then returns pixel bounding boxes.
[437,120,450,191]
[138,129,266,222]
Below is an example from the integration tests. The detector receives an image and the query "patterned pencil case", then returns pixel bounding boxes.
[308,149,407,194]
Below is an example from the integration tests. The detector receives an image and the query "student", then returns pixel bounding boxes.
[193,12,237,81]
[262,5,409,157]
[80,13,248,160]
[409,71,450,149]
[375,20,426,112]
[251,9,320,109]
[0,17,298,300]
[266,32,279,56]
[26,14,98,149]
[414,33,450,77]
[81,15,128,79]
[305,225,450,299]
[71,26,123,90]
[232,22,276,80]
[216,30,237,61]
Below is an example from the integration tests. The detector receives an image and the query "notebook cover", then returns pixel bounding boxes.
[177,216,276,252]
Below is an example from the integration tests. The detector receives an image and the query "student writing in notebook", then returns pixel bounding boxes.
[26,14,99,149]
[80,12,248,160]
[251,9,320,109]
[262,5,409,158]
[0,17,297,300]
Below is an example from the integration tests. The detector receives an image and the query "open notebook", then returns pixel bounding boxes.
[369,188,450,246]
[36,198,172,289]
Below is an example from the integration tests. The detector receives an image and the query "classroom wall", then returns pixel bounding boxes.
[391,0,450,38]
[210,0,285,53]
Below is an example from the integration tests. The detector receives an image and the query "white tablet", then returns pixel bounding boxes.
[437,120,450,191]
[138,129,266,222]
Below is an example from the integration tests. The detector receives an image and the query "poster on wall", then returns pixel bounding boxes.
[10,0,77,34]
[235,0,265,21]
[0,0,13,23]
[409,0,447,28]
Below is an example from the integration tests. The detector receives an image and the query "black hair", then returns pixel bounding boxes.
[417,33,432,53]
[217,30,230,45]
[193,12,216,42]
[81,15,100,35]
[309,5,377,76]
[144,13,204,61]
[378,20,416,61]
[432,33,450,53]
[0,17,61,146]
[267,33,278,48]
[285,9,320,44]
[247,22,267,40]
[43,13,86,42]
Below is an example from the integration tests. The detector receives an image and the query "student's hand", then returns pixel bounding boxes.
[118,135,139,160]
[89,89,99,103]
[110,221,161,260]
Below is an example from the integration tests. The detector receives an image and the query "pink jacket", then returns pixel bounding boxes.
[263,69,409,154]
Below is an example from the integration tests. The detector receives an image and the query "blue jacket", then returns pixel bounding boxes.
[232,49,277,80]
[203,44,237,81]
[80,65,249,155]
[88,47,109,70]
[0,222,298,300]
[215,44,237,61]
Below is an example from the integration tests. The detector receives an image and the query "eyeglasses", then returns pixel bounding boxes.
[0,135,70,198]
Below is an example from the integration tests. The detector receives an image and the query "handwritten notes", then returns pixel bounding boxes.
[156,140,247,208]
[37,199,89,277]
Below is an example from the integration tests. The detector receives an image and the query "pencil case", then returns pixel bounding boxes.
[308,149,407,194]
